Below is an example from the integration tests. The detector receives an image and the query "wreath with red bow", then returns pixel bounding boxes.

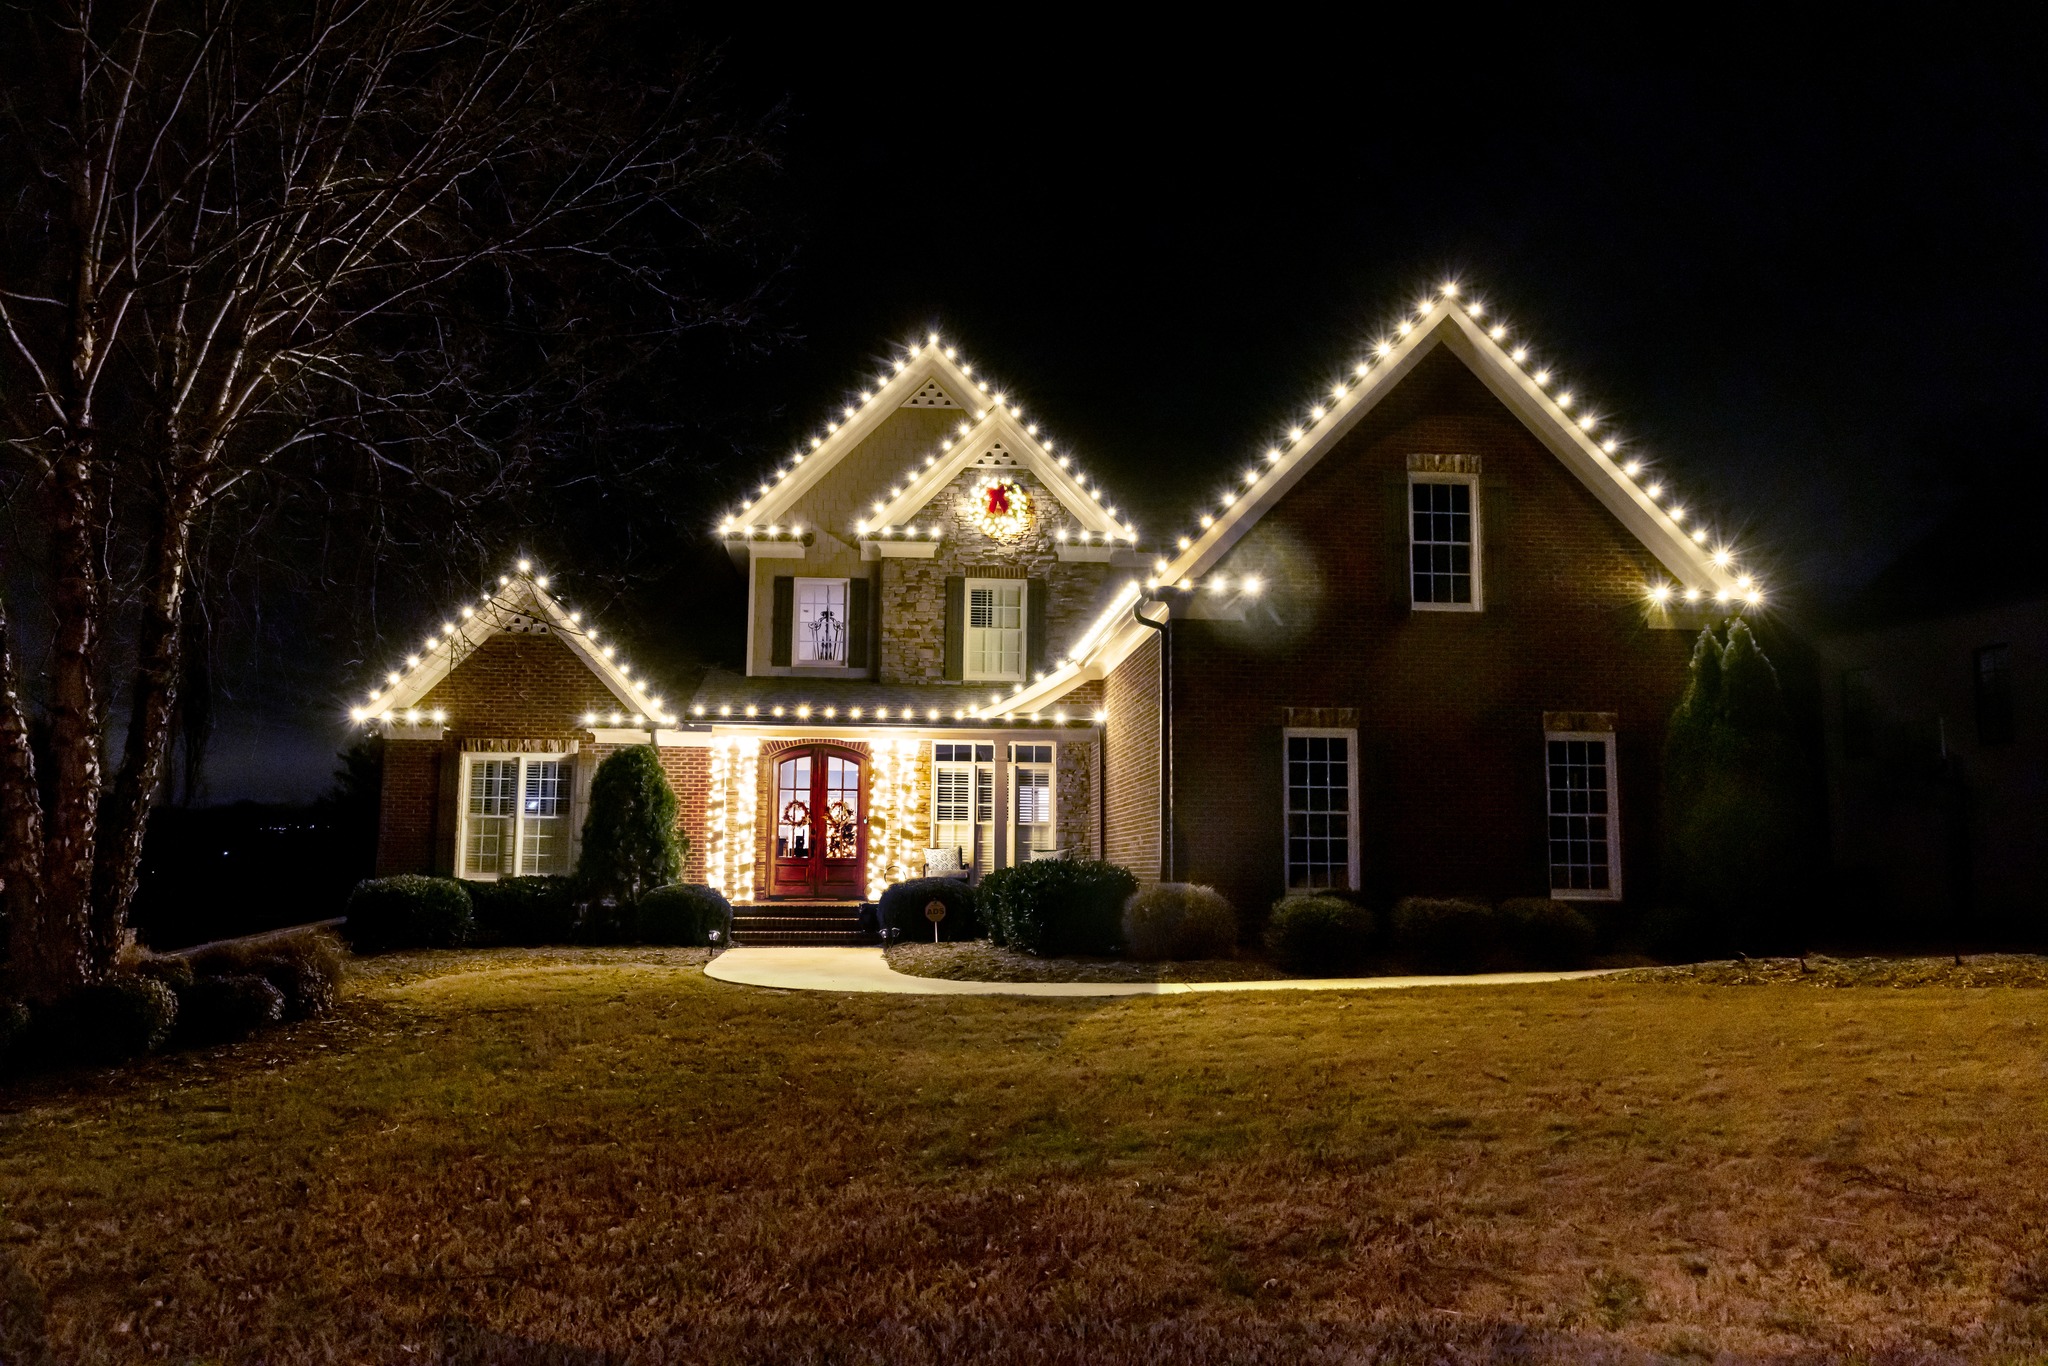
[972,478,1031,539]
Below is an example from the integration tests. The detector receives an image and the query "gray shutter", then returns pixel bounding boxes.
[1481,482,1508,610]
[1389,476,1413,613]
[847,576,870,670]
[1026,577,1048,677]
[770,575,794,667]
[434,744,461,876]
[943,576,965,680]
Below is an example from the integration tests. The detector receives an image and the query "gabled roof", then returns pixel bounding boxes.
[718,333,1140,547]
[348,565,679,727]
[995,279,1770,720]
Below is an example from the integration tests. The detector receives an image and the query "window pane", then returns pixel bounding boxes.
[1284,733,1351,890]
[795,579,849,665]
[1546,738,1614,895]
[1411,480,1474,605]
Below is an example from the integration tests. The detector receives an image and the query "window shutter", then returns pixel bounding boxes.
[434,745,461,876]
[1388,477,1413,613]
[943,576,965,680]
[770,575,794,667]
[847,576,871,670]
[1026,577,1048,677]
[1482,481,1508,610]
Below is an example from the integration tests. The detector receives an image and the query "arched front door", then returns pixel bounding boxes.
[769,745,866,899]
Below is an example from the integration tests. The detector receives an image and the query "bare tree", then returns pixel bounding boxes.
[0,0,778,1002]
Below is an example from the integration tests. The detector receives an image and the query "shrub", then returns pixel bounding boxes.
[574,897,637,945]
[981,859,1137,956]
[0,999,29,1067]
[1123,883,1238,961]
[344,875,473,953]
[878,878,982,943]
[1499,898,1598,969]
[578,746,683,902]
[131,953,195,991]
[175,974,285,1046]
[634,884,734,947]
[1264,896,1378,975]
[468,876,582,946]
[1389,898,1498,973]
[39,977,181,1065]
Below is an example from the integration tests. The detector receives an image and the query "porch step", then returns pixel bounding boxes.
[731,901,875,947]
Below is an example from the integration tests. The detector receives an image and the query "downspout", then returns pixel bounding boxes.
[1132,596,1173,882]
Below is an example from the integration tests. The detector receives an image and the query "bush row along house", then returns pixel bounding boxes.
[354,283,1765,924]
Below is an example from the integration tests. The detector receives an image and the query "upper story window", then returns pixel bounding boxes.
[965,578,1026,681]
[795,578,848,667]
[1410,475,1481,610]
[461,753,570,879]
[1975,644,2013,746]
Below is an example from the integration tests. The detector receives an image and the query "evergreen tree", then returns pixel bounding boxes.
[1662,619,1807,956]
[577,747,684,903]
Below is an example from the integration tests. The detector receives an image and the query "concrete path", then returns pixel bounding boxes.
[705,945,1615,998]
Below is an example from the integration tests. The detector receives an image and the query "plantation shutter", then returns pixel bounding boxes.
[1387,475,1413,613]
[847,576,871,670]
[1026,578,1048,678]
[770,575,794,667]
[942,575,965,680]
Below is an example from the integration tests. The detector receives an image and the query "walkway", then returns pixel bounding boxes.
[705,945,1615,997]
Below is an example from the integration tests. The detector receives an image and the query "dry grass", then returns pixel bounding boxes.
[887,940,1282,983]
[3,945,2047,1364]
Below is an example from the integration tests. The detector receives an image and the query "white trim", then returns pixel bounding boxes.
[1055,542,1118,563]
[1542,728,1623,902]
[1407,471,1484,613]
[1281,726,1361,894]
[748,541,807,560]
[861,403,1131,540]
[455,751,574,881]
[1007,739,1058,864]
[792,576,852,669]
[592,727,659,745]
[864,540,942,559]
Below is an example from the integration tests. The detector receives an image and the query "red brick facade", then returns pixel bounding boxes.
[1144,346,1693,920]
[1102,635,1163,881]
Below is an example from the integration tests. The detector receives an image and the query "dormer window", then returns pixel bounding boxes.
[795,578,848,667]
[964,579,1026,682]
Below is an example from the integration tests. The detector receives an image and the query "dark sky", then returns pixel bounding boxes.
[214,36,2048,801]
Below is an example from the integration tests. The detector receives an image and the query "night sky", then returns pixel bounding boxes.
[214,39,2048,800]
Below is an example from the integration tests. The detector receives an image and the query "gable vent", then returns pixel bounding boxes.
[504,613,551,634]
[973,442,1020,468]
[901,379,958,409]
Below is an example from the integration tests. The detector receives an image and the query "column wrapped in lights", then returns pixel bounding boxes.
[733,738,760,904]
[705,744,732,898]
[866,739,899,901]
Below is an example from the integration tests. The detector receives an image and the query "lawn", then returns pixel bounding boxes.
[3,948,2046,1364]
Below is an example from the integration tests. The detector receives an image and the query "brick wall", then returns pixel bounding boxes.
[1103,634,1163,882]
[1169,345,1693,921]
[1056,737,1098,858]
[878,466,1121,685]
[657,746,711,884]
[376,739,444,875]
[418,631,621,737]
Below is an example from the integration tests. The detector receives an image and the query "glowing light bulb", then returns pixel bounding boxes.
[1330,384,1346,400]
[1397,321,1412,336]
[1309,405,1325,420]
[1623,461,1643,477]
[1712,549,1731,567]
[1512,347,1528,362]
[1354,362,1370,377]
[1177,536,1191,550]
[1440,281,1458,296]
[1288,427,1304,442]
[1490,325,1507,340]
[517,558,531,572]
[1692,528,1709,543]
[1266,448,1282,462]
[1650,584,1672,603]
[1376,341,1393,357]
[1199,513,1214,528]
[1557,391,1573,408]
[405,655,419,668]
[1602,438,1618,454]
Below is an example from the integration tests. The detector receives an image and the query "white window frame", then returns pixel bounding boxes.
[1408,473,1483,613]
[1281,727,1360,894]
[963,577,1027,683]
[1009,743,1058,865]
[793,576,852,669]
[1543,729,1622,901]
[931,742,997,875]
[457,752,575,881]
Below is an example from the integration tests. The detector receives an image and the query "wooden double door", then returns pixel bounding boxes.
[769,744,866,899]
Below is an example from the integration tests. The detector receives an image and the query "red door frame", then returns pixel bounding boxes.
[768,743,867,899]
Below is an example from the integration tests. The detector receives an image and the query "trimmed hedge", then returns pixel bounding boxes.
[345,875,473,953]
[1123,884,1238,961]
[1389,898,1497,973]
[175,974,285,1046]
[468,875,581,947]
[982,859,1137,957]
[878,878,982,943]
[1499,898,1598,969]
[1265,896,1378,975]
[634,884,734,946]
[39,977,181,1065]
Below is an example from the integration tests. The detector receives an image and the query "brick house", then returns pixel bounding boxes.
[358,285,1764,928]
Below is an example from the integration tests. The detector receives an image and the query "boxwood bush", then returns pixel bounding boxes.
[1265,896,1378,975]
[175,974,286,1046]
[467,875,581,946]
[634,884,734,946]
[38,977,181,1065]
[1123,883,1238,961]
[1499,898,1598,969]
[190,929,346,1020]
[982,859,1137,956]
[344,875,473,953]
[878,878,982,943]
[1389,898,1500,973]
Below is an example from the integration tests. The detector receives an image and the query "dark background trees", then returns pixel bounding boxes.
[0,0,786,998]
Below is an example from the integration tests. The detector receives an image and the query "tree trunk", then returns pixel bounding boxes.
[0,592,49,1001]
[93,496,195,964]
